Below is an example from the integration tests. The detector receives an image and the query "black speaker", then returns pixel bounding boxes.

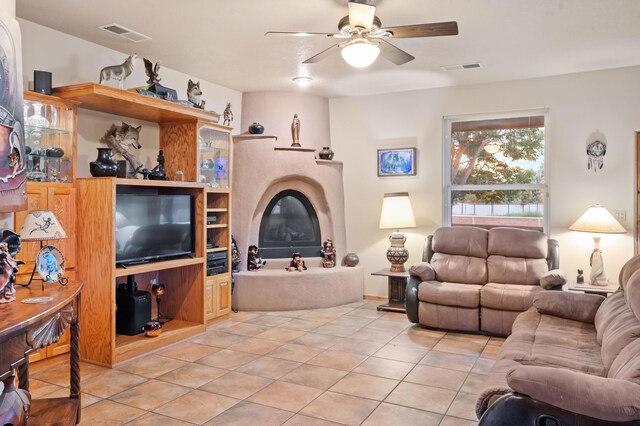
[116,284,151,336]
[33,70,52,95]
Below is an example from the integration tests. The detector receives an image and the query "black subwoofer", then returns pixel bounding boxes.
[116,283,151,336]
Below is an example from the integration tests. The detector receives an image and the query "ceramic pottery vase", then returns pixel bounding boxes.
[248,122,264,134]
[90,148,119,177]
[344,252,360,267]
[386,233,409,272]
[45,147,64,158]
[318,146,334,160]
[144,321,162,337]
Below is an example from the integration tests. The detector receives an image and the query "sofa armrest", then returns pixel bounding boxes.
[533,290,604,323]
[539,269,567,289]
[408,262,435,281]
[507,365,640,422]
[405,276,420,324]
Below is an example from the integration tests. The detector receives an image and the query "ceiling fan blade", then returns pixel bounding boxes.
[265,31,336,37]
[383,21,458,38]
[302,43,341,64]
[379,39,415,65]
[348,1,376,29]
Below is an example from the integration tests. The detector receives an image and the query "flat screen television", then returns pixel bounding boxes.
[115,188,195,266]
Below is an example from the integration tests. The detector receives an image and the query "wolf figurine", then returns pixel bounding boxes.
[99,54,137,89]
[187,80,206,109]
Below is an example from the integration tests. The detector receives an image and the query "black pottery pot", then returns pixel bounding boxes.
[248,122,265,134]
[90,148,119,177]
[318,146,335,160]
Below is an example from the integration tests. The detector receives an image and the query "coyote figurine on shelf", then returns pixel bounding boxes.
[98,54,137,89]
[187,80,206,109]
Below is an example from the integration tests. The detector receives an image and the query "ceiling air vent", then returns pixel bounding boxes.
[99,23,151,42]
[441,62,483,71]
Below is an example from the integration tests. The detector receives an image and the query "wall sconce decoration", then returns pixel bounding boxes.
[586,140,606,172]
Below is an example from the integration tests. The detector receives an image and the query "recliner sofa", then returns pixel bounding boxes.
[406,226,563,335]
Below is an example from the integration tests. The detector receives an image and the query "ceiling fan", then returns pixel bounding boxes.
[265,0,458,68]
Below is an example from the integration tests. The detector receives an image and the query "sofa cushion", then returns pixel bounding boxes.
[608,338,640,384]
[481,283,541,311]
[594,291,627,344]
[418,281,482,308]
[431,253,487,284]
[418,302,479,332]
[488,227,547,259]
[487,255,548,285]
[625,269,640,321]
[599,304,640,370]
[408,262,435,282]
[432,226,488,258]
[539,269,568,289]
[619,255,640,292]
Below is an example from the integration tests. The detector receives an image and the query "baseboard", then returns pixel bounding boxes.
[363,294,387,301]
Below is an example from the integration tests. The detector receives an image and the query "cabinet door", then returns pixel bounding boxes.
[216,275,231,316]
[47,186,76,270]
[205,279,216,320]
[14,185,48,274]
[47,328,70,357]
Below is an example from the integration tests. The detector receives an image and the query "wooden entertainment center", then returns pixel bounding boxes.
[50,83,233,366]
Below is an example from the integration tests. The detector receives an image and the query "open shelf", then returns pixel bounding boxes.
[114,320,205,364]
[52,83,225,124]
[115,257,205,277]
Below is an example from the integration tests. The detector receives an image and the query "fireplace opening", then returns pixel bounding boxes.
[258,190,321,258]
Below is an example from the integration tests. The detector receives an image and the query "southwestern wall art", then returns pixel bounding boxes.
[0,14,26,212]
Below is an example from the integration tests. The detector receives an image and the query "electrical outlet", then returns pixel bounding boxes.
[614,210,626,223]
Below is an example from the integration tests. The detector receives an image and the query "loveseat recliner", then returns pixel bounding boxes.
[406,226,563,335]
[476,255,640,425]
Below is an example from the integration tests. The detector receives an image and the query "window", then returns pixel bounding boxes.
[443,110,549,231]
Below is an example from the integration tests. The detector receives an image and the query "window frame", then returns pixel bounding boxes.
[442,108,550,233]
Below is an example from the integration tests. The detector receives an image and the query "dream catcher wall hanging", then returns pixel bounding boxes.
[586,140,606,172]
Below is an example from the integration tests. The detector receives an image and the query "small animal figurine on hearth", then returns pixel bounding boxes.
[231,236,241,272]
[291,113,301,147]
[0,230,24,304]
[247,245,267,271]
[577,269,584,284]
[98,54,137,89]
[223,103,233,126]
[187,80,206,109]
[101,122,142,174]
[143,58,161,85]
[321,239,336,268]
[286,252,307,272]
[148,150,169,180]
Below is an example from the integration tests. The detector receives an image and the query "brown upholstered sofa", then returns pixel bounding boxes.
[476,255,640,425]
[406,227,562,335]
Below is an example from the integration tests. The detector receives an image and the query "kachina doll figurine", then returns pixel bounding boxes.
[231,236,241,273]
[286,252,307,272]
[0,230,24,304]
[247,245,267,271]
[321,239,336,268]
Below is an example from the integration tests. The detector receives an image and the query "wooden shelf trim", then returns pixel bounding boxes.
[207,208,228,212]
[207,247,228,253]
[78,177,207,189]
[206,224,228,229]
[115,257,205,277]
[52,83,225,124]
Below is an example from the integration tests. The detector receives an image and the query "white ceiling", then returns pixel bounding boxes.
[16,0,640,98]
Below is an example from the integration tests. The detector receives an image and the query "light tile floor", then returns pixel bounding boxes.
[30,300,504,425]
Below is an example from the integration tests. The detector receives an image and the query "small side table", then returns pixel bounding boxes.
[371,268,410,312]
[566,281,619,297]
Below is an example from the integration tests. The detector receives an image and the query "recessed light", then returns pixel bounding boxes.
[293,77,312,87]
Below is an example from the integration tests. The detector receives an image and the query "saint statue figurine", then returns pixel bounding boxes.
[589,236,607,285]
[291,113,301,147]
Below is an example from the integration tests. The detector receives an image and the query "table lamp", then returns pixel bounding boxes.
[379,192,416,272]
[18,210,67,290]
[568,204,626,285]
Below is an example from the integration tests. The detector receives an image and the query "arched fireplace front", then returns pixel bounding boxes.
[258,189,321,258]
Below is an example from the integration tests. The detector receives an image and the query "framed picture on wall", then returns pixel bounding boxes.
[377,147,416,177]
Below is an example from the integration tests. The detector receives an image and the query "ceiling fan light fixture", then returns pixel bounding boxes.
[293,76,312,86]
[341,39,380,68]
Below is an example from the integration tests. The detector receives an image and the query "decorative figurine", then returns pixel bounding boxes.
[231,236,241,272]
[247,245,267,271]
[147,150,169,180]
[587,140,606,172]
[98,53,137,89]
[143,58,161,85]
[187,80,205,109]
[100,122,142,177]
[286,252,307,272]
[223,103,233,126]
[291,113,301,147]
[0,230,23,304]
[590,240,607,285]
[321,239,336,268]
[577,269,584,284]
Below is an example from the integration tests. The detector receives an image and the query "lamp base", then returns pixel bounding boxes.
[589,236,607,286]
[386,232,409,273]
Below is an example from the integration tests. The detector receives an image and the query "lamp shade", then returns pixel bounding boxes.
[341,39,380,68]
[568,204,626,234]
[379,192,416,229]
[19,210,67,242]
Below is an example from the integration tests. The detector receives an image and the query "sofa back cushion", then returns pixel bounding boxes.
[432,227,488,258]
[431,253,487,284]
[488,227,548,259]
[599,305,640,371]
[608,338,640,384]
[619,255,640,292]
[487,255,548,285]
[595,291,627,344]
[625,269,640,321]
